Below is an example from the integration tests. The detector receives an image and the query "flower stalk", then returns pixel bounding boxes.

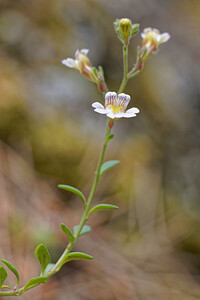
[118,46,128,94]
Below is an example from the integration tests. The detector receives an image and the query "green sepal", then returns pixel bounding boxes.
[106,134,114,143]
[99,160,120,176]
[88,204,119,216]
[44,263,55,275]
[98,66,104,77]
[35,244,51,275]
[131,24,140,37]
[61,223,75,243]
[58,184,86,206]
[63,252,93,264]
[92,67,99,80]
[73,225,91,237]
[1,259,20,288]
[24,276,48,291]
[0,266,7,288]
[113,20,124,44]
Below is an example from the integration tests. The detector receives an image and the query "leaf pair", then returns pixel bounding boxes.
[61,223,91,241]
[58,159,120,204]
[35,243,93,275]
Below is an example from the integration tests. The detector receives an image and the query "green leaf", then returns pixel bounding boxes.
[44,263,55,275]
[35,244,51,275]
[58,184,86,206]
[99,160,120,176]
[1,259,20,288]
[63,252,93,264]
[61,223,74,243]
[0,266,7,288]
[73,225,91,237]
[106,134,114,143]
[88,204,119,216]
[24,276,48,291]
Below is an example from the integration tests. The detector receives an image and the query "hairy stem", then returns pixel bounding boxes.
[118,45,128,94]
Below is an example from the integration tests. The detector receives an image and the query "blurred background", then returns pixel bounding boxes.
[0,0,200,299]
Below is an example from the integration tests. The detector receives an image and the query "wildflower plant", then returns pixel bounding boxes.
[0,18,170,296]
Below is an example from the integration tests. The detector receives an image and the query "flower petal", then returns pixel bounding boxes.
[113,112,126,119]
[61,58,77,68]
[106,112,116,119]
[126,107,140,114]
[143,27,152,33]
[105,91,117,107]
[75,49,79,57]
[123,107,140,118]
[92,102,104,109]
[159,33,171,43]
[94,108,108,114]
[80,49,89,55]
[118,93,131,110]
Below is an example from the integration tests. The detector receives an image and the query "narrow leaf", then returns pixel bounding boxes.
[61,223,74,243]
[1,259,20,288]
[0,266,7,288]
[58,184,86,206]
[44,263,55,275]
[73,225,91,237]
[24,276,48,291]
[88,204,119,216]
[99,160,120,176]
[35,244,51,275]
[63,252,93,264]
[106,134,114,143]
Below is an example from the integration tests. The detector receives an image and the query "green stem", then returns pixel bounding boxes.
[46,119,111,276]
[118,45,128,94]
[127,69,141,79]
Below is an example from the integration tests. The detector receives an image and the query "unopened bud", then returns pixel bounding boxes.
[119,18,132,45]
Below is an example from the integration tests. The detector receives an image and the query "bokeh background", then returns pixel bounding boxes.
[0,0,200,299]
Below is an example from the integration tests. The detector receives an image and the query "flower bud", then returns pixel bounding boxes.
[119,18,132,45]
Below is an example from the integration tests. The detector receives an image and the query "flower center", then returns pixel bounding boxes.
[107,105,124,114]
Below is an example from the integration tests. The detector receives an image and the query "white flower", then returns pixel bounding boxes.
[61,49,93,79]
[141,28,170,50]
[92,91,139,119]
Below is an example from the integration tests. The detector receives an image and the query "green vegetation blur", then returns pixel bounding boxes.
[0,0,200,299]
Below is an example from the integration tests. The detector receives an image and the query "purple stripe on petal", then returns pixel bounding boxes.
[118,93,131,110]
[105,92,117,107]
